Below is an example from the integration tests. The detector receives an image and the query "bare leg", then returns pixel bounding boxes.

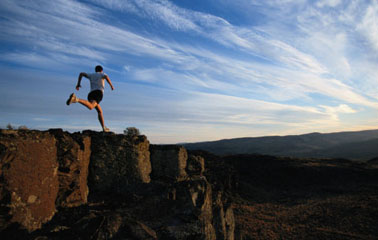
[77,99,98,110]
[95,104,106,131]
[75,98,107,131]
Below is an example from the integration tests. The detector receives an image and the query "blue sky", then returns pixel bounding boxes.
[1,0,378,143]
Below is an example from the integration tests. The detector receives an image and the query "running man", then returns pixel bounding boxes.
[66,65,114,132]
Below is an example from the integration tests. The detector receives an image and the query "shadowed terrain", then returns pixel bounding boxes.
[194,150,378,239]
[0,129,234,240]
[1,129,378,239]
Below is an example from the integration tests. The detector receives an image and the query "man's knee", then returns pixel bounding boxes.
[96,107,103,114]
[89,101,98,110]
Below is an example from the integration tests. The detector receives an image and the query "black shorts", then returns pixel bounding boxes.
[87,90,103,104]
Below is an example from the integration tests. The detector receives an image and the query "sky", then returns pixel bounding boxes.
[1,0,378,144]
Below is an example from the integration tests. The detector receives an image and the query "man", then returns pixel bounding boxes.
[66,65,114,132]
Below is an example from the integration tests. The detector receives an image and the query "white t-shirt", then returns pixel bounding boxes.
[86,72,107,92]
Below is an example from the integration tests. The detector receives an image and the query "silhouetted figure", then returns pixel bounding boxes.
[66,65,114,132]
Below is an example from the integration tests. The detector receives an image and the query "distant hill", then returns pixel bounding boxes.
[183,129,378,161]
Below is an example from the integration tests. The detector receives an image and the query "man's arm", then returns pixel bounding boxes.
[105,75,114,90]
[76,72,88,91]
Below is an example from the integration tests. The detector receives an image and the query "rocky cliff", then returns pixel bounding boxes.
[4,129,376,239]
[0,129,235,239]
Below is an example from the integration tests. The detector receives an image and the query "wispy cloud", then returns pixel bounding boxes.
[89,0,201,32]
[316,0,342,8]
[1,0,378,142]
[88,0,327,74]
[320,104,357,121]
[1,0,374,107]
[0,0,193,65]
[357,2,378,51]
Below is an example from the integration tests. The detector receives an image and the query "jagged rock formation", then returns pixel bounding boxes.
[49,129,91,208]
[0,129,93,232]
[0,130,59,232]
[0,129,235,239]
[85,130,151,194]
[186,155,205,176]
[2,129,378,239]
[150,145,188,181]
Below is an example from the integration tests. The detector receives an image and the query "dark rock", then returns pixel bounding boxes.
[49,129,91,208]
[224,205,235,240]
[86,131,151,195]
[0,130,59,232]
[187,155,205,176]
[150,145,188,181]
[213,191,235,240]
[368,157,378,166]
[123,219,157,239]
[0,129,236,239]
[166,178,216,240]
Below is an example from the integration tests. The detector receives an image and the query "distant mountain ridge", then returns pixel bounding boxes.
[183,129,378,161]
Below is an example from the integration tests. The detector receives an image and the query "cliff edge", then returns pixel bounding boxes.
[0,129,235,240]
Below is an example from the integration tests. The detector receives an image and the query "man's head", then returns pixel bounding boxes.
[95,65,103,72]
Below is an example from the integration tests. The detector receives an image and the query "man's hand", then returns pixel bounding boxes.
[76,72,87,91]
[105,75,114,91]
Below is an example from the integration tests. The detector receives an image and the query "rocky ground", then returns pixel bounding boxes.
[1,129,378,239]
[197,151,378,239]
[0,129,234,240]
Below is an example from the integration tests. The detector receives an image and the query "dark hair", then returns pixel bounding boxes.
[95,65,103,72]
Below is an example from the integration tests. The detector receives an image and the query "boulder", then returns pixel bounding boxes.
[86,131,151,194]
[0,130,59,232]
[213,191,235,240]
[224,205,235,240]
[49,129,91,207]
[163,178,216,240]
[150,145,188,181]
